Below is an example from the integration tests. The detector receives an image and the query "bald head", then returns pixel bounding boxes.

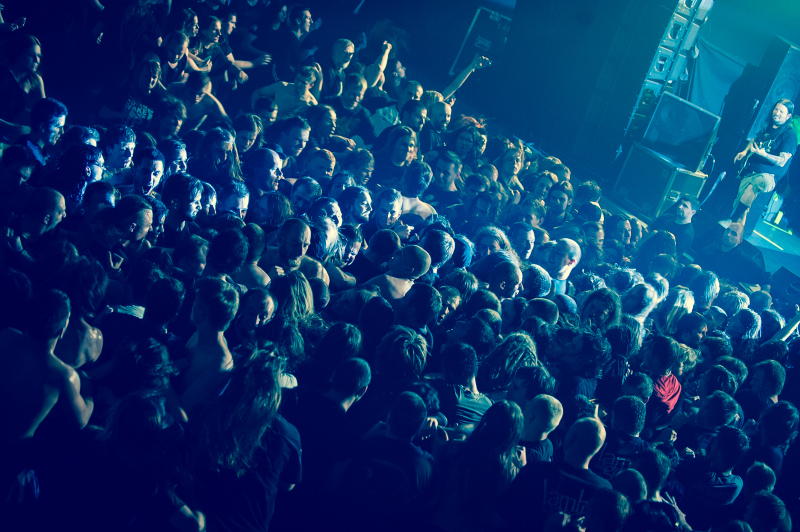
[389,245,431,280]
[489,261,523,299]
[24,187,67,233]
[564,417,606,465]
[547,238,582,280]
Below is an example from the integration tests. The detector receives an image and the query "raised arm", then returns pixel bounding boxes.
[771,304,800,342]
[441,56,491,102]
[364,41,392,88]
[311,62,323,101]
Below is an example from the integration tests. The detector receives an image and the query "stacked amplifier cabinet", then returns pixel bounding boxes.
[614,142,707,220]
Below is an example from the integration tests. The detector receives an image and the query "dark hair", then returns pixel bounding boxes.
[716,356,748,388]
[400,160,433,198]
[759,401,798,447]
[747,491,791,532]
[114,339,177,395]
[612,395,646,436]
[317,322,362,365]
[753,359,786,397]
[331,357,371,397]
[702,365,738,396]
[644,334,680,376]
[26,289,71,340]
[621,372,653,403]
[30,97,67,131]
[713,426,750,471]
[144,277,185,326]
[62,125,100,147]
[463,289,501,317]
[193,351,282,476]
[194,277,240,331]
[387,391,427,440]
[52,144,103,203]
[375,326,427,384]
[161,172,202,208]
[701,390,739,428]
[512,365,557,399]
[207,229,248,276]
[576,180,602,203]
[478,332,538,393]
[49,256,108,318]
[632,448,671,497]
[548,180,574,202]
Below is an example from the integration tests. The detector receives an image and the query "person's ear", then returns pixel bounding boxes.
[129,222,138,233]
[354,385,368,401]
[43,214,51,226]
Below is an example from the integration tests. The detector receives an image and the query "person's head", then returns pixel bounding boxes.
[759,401,798,449]
[751,360,786,398]
[431,101,452,132]
[676,194,699,223]
[30,97,67,147]
[509,222,536,261]
[161,173,203,221]
[200,15,223,44]
[114,195,153,242]
[217,181,249,220]
[523,394,563,434]
[746,462,777,495]
[709,425,750,473]
[277,218,311,267]
[401,100,427,133]
[191,277,239,331]
[154,94,186,140]
[745,491,791,532]
[564,417,606,464]
[206,228,248,276]
[340,73,367,110]
[277,116,310,158]
[632,448,671,498]
[62,125,100,150]
[144,276,185,328]
[232,114,262,155]
[608,214,632,245]
[581,287,621,332]
[434,151,463,190]
[472,225,511,261]
[81,181,115,220]
[488,261,523,300]
[345,148,374,186]
[337,186,372,225]
[388,245,431,280]
[253,97,279,126]
[290,176,322,215]
[330,38,355,70]
[375,326,427,383]
[26,289,71,342]
[643,334,680,377]
[496,145,524,179]
[689,270,720,310]
[479,332,538,392]
[400,160,433,199]
[584,489,631,532]
[531,171,557,201]
[546,238,581,280]
[7,33,42,75]
[131,148,165,196]
[547,181,574,216]
[387,391,427,440]
[163,30,189,64]
[185,71,212,105]
[0,145,36,186]
[22,187,67,235]
[243,148,283,194]
[750,291,773,315]
[304,149,336,182]
[289,5,312,33]
[158,139,187,179]
[611,469,647,504]
[173,234,208,278]
[441,342,477,386]
[53,144,104,203]
[382,126,416,166]
[723,222,745,250]
[700,390,739,428]
[619,283,658,321]
[676,312,708,349]
[330,357,371,404]
[372,187,403,229]
[771,98,794,127]
[621,372,653,403]
[134,59,160,96]
[101,125,137,170]
[181,8,200,37]
[419,229,455,273]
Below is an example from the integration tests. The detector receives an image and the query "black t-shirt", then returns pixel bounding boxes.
[359,423,435,497]
[423,186,462,212]
[343,251,382,284]
[157,48,189,86]
[676,456,743,529]
[499,460,612,530]
[589,429,651,480]
[102,86,159,129]
[195,415,302,532]
[747,124,798,181]
[652,216,695,256]
[695,243,771,287]
[521,438,554,463]
[329,101,376,145]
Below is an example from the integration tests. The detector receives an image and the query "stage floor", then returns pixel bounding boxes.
[747,219,800,276]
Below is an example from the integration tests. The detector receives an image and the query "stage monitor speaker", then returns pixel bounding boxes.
[614,142,707,220]
[640,92,720,172]
[770,267,800,305]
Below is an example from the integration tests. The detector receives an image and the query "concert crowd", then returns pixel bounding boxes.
[0,2,799,532]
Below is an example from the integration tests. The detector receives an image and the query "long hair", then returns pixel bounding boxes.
[478,333,538,393]
[193,350,282,476]
[456,400,524,503]
[655,288,694,336]
[270,271,314,323]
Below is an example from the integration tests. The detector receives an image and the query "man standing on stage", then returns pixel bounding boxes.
[730,99,797,236]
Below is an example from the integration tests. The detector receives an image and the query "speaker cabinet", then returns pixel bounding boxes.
[771,267,800,305]
[641,92,720,172]
[614,142,707,220]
